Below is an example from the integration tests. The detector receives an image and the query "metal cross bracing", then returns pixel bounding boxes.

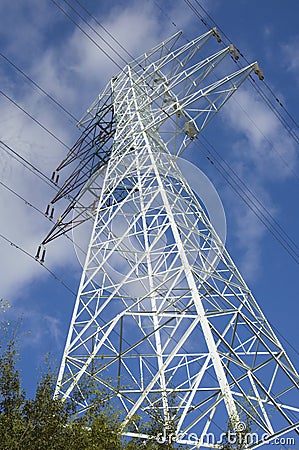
[41,29,299,448]
[39,29,263,249]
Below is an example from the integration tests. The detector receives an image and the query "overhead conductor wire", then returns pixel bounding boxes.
[182,0,299,144]
[46,0,299,364]
[0,0,297,288]
[0,2,298,427]
[191,0,299,130]
[47,0,299,263]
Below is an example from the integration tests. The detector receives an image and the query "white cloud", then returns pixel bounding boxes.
[64,0,191,98]
[281,36,299,80]
[0,0,197,343]
[220,85,297,278]
[0,2,298,419]
[1,0,295,343]
[225,87,297,179]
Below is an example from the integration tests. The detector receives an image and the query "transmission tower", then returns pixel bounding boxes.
[39,30,299,448]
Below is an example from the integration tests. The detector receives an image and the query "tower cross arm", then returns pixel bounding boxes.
[149,61,260,139]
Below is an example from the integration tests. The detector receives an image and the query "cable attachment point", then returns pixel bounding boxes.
[45,204,54,220]
[229,44,239,60]
[35,245,41,260]
[51,170,60,185]
[253,62,264,81]
[184,121,197,141]
[212,27,222,43]
[173,102,181,117]
[35,245,46,264]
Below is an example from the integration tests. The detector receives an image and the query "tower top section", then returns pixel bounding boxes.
[38,29,262,251]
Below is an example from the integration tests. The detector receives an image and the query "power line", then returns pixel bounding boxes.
[0,231,76,296]
[48,0,299,265]
[192,0,299,130]
[0,179,47,218]
[0,140,90,257]
[0,51,78,124]
[0,140,57,190]
[0,0,296,266]
[72,0,137,62]
[0,90,69,149]
[1,8,298,407]
[200,135,299,253]
[181,0,299,145]
[230,95,299,181]
[197,135,299,264]
[49,0,127,74]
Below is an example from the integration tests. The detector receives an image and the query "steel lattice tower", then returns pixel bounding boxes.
[40,30,299,448]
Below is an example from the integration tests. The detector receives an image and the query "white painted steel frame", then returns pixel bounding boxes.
[55,31,299,448]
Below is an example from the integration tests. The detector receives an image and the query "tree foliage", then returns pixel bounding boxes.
[0,305,175,449]
[0,339,126,449]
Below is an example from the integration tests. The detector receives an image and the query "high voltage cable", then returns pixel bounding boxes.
[0,142,91,288]
[2,4,298,433]
[0,90,68,149]
[230,95,299,181]
[0,0,295,267]
[200,134,299,253]
[262,81,299,130]
[0,232,76,296]
[181,0,299,145]
[1,78,298,381]
[47,0,299,264]
[0,141,57,190]
[197,135,299,262]
[0,140,93,256]
[0,170,87,258]
[192,0,299,131]
[0,179,47,218]
[49,0,129,73]
[0,51,78,124]
[72,0,137,62]
[249,78,299,144]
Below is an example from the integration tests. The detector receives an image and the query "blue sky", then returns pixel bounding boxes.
[0,0,298,403]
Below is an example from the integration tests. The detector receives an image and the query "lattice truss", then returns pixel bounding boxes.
[41,29,299,448]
